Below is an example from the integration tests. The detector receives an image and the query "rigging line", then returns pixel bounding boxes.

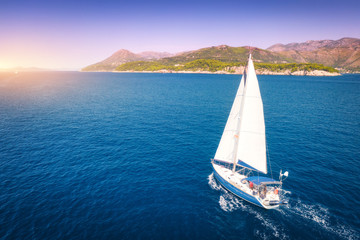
[266,142,274,180]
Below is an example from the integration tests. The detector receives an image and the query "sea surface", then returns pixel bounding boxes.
[0,72,359,240]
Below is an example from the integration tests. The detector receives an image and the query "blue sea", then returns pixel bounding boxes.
[0,72,359,240]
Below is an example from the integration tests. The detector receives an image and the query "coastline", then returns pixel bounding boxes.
[89,69,341,76]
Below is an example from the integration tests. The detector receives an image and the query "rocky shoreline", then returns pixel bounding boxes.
[255,69,341,76]
[112,69,341,76]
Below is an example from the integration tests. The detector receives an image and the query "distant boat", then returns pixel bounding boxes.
[211,54,288,209]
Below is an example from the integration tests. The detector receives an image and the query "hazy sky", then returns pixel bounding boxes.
[1,0,359,69]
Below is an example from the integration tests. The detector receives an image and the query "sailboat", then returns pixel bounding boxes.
[211,54,288,209]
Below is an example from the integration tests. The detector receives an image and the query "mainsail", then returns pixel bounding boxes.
[214,75,245,164]
[214,54,267,174]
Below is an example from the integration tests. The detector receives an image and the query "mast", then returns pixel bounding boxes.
[231,55,250,172]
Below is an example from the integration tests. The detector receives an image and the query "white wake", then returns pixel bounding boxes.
[282,199,359,240]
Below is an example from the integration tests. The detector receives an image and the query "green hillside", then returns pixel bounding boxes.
[115,59,339,73]
[116,59,241,72]
[255,63,339,73]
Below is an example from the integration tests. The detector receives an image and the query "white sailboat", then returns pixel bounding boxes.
[211,54,288,209]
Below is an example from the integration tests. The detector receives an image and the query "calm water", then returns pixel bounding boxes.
[0,72,359,240]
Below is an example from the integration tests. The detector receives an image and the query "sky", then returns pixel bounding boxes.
[0,0,359,70]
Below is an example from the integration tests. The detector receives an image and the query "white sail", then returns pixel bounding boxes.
[236,55,267,173]
[214,54,267,173]
[214,74,245,164]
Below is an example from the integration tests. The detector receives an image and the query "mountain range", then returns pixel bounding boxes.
[82,50,174,71]
[82,38,360,72]
[267,38,360,70]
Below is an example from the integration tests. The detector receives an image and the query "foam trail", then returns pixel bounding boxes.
[282,199,359,240]
[218,192,244,212]
[207,173,221,191]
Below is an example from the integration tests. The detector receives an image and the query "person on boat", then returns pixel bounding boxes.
[261,185,267,198]
[249,181,254,190]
